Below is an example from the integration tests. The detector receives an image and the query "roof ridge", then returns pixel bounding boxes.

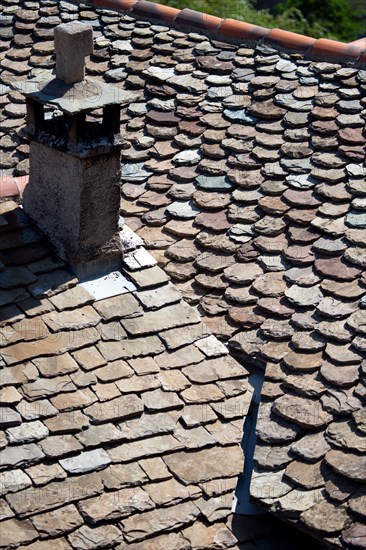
[80,0,366,65]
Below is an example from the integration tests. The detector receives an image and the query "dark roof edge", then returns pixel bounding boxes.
[76,0,366,65]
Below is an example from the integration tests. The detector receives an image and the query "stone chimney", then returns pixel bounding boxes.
[15,21,127,279]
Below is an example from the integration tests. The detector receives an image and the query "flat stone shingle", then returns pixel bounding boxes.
[84,394,144,424]
[121,302,201,336]
[121,501,201,542]
[6,472,104,516]
[59,449,111,474]
[78,486,154,523]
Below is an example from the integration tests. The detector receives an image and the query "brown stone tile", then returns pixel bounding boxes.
[6,472,104,516]
[30,504,83,537]
[0,518,38,548]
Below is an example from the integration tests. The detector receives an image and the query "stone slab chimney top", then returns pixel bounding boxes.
[54,21,93,84]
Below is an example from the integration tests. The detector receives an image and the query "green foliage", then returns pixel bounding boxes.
[155,0,365,41]
[275,0,366,41]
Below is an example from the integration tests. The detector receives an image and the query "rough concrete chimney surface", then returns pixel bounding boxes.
[54,21,93,84]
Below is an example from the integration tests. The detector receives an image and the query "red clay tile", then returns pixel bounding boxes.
[266,29,315,52]
[174,9,222,31]
[309,38,362,60]
[348,37,366,48]
[218,18,269,41]
[0,175,19,198]
[132,0,180,22]
[91,0,137,10]
[14,176,29,196]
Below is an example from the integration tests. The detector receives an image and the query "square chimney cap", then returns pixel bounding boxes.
[11,76,132,116]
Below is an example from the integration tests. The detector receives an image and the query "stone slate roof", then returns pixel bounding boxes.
[0,198,256,549]
[0,0,366,549]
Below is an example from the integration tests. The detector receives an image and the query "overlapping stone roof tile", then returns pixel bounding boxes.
[0,0,365,548]
[0,199,254,548]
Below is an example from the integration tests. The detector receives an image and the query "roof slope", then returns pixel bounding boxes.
[0,199,253,549]
[0,0,366,548]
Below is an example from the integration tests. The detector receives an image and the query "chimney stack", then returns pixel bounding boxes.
[14,22,127,279]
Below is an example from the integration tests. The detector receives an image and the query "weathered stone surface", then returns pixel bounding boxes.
[98,336,164,362]
[342,523,366,548]
[142,389,184,412]
[284,459,324,489]
[121,502,200,542]
[2,328,100,366]
[283,350,323,372]
[315,257,361,281]
[49,286,94,311]
[317,297,358,319]
[353,408,366,434]
[32,353,79,378]
[29,504,83,537]
[347,310,366,335]
[84,394,143,424]
[283,372,326,398]
[182,521,237,550]
[326,420,366,452]
[325,343,363,365]
[228,306,266,328]
[0,407,22,428]
[256,403,301,444]
[326,449,366,482]
[6,420,49,444]
[349,488,366,519]
[223,263,263,284]
[195,493,232,523]
[0,469,32,495]
[251,272,287,297]
[264,488,323,517]
[101,463,148,490]
[321,387,362,415]
[300,500,350,534]
[22,375,76,400]
[320,361,359,388]
[27,270,77,299]
[68,524,123,549]
[108,435,183,463]
[291,331,325,352]
[165,240,199,263]
[260,319,294,340]
[79,487,154,523]
[257,297,294,318]
[250,469,293,499]
[0,444,45,470]
[291,431,330,462]
[285,284,323,307]
[121,302,200,335]
[273,395,332,428]
[6,472,103,516]
[0,518,38,548]
[163,446,243,485]
[93,293,142,321]
[59,449,111,474]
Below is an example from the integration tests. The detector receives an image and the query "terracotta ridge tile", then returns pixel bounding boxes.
[0,175,20,199]
[84,0,366,64]
[90,0,137,10]
[265,28,316,52]
[131,0,180,22]
[174,8,223,32]
[307,37,365,62]
[217,18,269,41]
